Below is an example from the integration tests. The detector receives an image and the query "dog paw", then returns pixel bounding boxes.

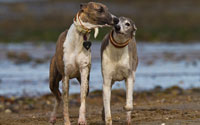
[126,119,131,125]
[78,121,87,125]
[78,118,87,125]
[105,121,112,125]
[49,116,56,125]
[105,118,112,125]
[126,116,132,125]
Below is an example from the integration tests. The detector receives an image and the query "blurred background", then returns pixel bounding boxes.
[1,0,200,42]
[0,0,200,97]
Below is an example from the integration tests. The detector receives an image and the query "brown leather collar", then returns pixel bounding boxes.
[74,12,91,33]
[109,31,131,48]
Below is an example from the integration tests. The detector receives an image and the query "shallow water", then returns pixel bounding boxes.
[0,42,200,97]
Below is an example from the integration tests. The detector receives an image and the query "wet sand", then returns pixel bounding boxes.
[1,86,200,125]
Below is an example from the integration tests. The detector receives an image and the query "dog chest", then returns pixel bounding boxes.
[62,24,92,77]
[77,50,91,69]
[63,49,91,77]
[102,49,131,80]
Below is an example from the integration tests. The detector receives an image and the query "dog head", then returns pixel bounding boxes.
[114,17,137,38]
[79,2,119,29]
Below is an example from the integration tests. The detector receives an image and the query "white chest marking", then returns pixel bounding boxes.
[63,24,91,77]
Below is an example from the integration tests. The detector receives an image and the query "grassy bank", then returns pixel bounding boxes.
[0,0,200,42]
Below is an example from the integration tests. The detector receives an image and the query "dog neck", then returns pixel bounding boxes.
[109,30,132,48]
[63,23,90,53]
[74,12,91,35]
[106,30,131,61]
[63,11,92,48]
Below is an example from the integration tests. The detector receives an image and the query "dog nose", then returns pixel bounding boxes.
[113,17,119,25]
[114,25,120,31]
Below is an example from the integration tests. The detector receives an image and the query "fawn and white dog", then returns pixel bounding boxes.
[101,17,138,125]
[49,2,118,125]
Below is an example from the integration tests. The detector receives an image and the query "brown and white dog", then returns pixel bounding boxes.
[49,2,118,125]
[101,17,138,125]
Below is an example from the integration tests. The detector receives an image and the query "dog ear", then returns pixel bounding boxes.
[132,24,137,37]
[80,3,88,10]
[133,24,137,31]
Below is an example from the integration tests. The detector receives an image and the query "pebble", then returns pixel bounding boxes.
[10,96,16,101]
[18,100,23,105]
[13,105,20,111]
[0,104,4,110]
[5,102,11,106]
[5,109,12,113]
[46,100,51,105]
[24,104,34,110]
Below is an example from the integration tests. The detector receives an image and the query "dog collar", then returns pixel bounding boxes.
[74,12,91,34]
[109,31,131,48]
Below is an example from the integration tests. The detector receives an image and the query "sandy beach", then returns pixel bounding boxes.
[1,87,200,125]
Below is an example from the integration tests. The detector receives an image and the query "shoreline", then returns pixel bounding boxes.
[1,42,200,97]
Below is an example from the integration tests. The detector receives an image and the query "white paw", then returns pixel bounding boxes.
[49,116,56,125]
[78,118,87,125]
[105,118,112,125]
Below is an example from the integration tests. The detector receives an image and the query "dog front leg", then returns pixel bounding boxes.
[103,77,112,125]
[124,72,135,125]
[78,67,89,125]
[62,76,71,125]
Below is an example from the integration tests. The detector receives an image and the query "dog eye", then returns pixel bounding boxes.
[125,23,130,26]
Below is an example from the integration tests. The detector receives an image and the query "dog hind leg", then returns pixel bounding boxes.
[62,76,71,125]
[49,56,62,124]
